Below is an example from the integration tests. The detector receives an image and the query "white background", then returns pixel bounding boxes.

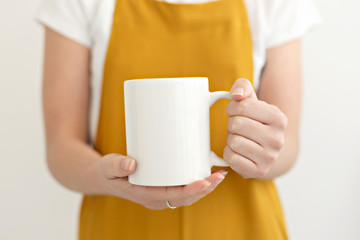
[0,0,359,239]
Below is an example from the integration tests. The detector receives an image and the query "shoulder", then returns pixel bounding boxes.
[243,0,310,26]
[36,0,103,26]
[36,0,113,47]
[244,0,321,48]
[244,0,308,13]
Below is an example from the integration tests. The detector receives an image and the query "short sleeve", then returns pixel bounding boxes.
[265,0,321,49]
[36,0,92,47]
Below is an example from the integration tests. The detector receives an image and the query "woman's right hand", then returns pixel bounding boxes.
[98,153,227,210]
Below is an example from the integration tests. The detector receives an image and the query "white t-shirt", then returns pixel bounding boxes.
[36,0,320,143]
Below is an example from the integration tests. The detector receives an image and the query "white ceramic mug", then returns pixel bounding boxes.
[124,77,231,186]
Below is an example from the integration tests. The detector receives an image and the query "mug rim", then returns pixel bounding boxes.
[124,77,208,85]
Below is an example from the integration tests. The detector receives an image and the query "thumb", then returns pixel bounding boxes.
[230,78,258,101]
[100,153,137,179]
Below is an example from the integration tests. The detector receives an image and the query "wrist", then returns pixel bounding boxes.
[84,158,112,196]
[260,136,299,180]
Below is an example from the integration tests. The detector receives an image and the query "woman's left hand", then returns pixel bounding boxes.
[223,78,288,179]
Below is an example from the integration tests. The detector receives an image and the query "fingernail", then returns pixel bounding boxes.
[231,87,245,96]
[214,175,225,185]
[201,181,211,191]
[221,171,229,177]
[128,159,135,171]
[121,158,135,171]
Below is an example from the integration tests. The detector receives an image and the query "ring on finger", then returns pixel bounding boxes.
[166,200,176,209]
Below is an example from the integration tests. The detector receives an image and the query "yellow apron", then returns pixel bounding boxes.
[79,0,288,239]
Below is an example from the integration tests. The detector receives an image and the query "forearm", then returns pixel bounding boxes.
[261,133,299,180]
[255,40,302,180]
[46,138,105,195]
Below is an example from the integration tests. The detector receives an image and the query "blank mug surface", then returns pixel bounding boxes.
[124,77,229,186]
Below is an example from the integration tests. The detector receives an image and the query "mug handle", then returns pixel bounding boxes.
[209,91,232,167]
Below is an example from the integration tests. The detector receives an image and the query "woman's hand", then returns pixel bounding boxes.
[98,154,227,210]
[223,78,288,179]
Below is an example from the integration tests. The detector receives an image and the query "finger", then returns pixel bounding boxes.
[162,171,227,208]
[123,178,210,203]
[163,173,222,202]
[187,171,227,200]
[127,170,226,205]
[186,170,226,199]
[226,98,285,127]
[223,145,266,179]
[230,78,257,101]
[100,154,137,179]
[118,171,227,210]
[226,133,264,164]
[227,116,271,146]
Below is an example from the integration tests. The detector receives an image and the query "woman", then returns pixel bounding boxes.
[37,0,320,239]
